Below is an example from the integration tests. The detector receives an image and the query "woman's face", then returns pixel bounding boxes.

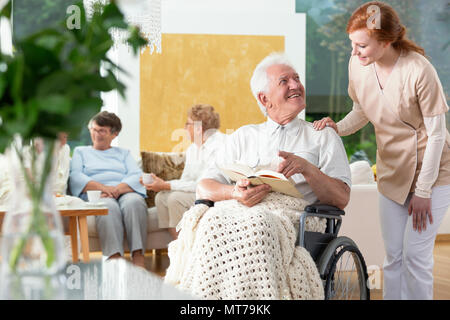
[349,29,388,66]
[185,117,195,143]
[185,116,204,145]
[58,132,68,146]
[89,121,117,150]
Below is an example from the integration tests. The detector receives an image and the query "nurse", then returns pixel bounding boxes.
[313,1,450,300]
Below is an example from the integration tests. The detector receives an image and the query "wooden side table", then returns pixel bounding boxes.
[0,206,108,263]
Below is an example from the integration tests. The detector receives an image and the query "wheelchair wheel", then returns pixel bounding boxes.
[321,238,370,300]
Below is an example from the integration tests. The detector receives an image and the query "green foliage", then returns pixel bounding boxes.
[298,0,450,163]
[0,0,148,273]
[13,0,75,41]
[0,0,147,153]
[306,112,376,163]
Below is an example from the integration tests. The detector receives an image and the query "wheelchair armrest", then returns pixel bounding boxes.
[297,205,344,248]
[305,204,345,216]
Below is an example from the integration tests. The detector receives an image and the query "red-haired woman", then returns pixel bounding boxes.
[314,1,450,300]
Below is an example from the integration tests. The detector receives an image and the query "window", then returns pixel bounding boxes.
[11,0,100,151]
[297,0,449,164]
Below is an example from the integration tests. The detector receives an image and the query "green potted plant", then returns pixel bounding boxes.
[0,0,147,299]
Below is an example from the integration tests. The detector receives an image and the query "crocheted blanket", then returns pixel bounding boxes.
[165,192,326,300]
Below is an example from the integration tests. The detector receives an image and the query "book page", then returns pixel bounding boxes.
[220,163,303,198]
[254,176,303,198]
[220,163,255,177]
[254,169,287,180]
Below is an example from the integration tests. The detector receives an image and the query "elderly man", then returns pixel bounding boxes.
[164,53,352,300]
[197,53,351,209]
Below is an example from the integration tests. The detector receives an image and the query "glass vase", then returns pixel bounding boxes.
[0,137,67,299]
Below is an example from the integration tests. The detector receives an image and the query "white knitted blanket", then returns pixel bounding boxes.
[165,192,326,300]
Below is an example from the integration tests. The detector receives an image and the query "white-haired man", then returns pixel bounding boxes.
[197,53,351,209]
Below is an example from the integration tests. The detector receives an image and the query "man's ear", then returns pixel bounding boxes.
[258,92,269,108]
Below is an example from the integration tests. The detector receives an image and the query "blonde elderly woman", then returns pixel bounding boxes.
[141,104,226,240]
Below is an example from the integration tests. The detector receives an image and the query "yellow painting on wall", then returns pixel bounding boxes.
[140,33,284,152]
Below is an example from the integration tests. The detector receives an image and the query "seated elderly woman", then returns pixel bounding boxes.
[164,53,351,300]
[142,104,225,240]
[69,111,148,267]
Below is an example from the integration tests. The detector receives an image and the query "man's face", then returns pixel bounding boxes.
[260,64,306,124]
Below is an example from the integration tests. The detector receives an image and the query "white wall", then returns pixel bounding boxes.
[109,0,306,160]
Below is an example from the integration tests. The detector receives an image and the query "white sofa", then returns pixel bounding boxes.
[86,206,173,252]
[340,183,450,270]
[339,184,384,269]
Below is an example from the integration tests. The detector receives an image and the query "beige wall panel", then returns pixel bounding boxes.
[140,33,284,152]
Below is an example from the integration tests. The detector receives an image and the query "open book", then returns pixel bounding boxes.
[220,163,303,198]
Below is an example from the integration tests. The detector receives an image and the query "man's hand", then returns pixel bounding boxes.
[277,151,311,178]
[231,179,271,207]
[408,194,433,233]
[142,174,171,192]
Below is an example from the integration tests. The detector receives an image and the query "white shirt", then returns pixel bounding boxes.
[169,130,227,192]
[54,144,71,195]
[201,117,352,204]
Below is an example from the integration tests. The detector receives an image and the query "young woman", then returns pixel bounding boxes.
[313,1,450,300]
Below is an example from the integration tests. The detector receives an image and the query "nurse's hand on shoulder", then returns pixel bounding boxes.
[313,117,338,133]
[408,194,433,233]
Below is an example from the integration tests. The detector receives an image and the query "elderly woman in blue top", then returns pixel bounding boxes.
[69,111,148,268]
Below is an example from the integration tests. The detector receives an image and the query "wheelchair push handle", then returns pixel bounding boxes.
[305,204,345,216]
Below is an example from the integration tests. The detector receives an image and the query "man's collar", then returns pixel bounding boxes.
[266,117,301,136]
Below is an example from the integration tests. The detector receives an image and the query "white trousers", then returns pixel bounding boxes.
[379,184,450,300]
[154,190,196,228]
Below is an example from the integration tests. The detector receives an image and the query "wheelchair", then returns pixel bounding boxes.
[297,204,370,300]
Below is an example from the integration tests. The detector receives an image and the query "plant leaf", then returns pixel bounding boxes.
[35,95,72,115]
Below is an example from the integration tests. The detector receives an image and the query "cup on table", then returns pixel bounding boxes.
[87,190,102,203]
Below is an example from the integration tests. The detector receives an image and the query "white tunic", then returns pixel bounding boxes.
[202,117,351,204]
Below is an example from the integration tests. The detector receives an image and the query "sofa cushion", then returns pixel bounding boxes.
[140,151,185,207]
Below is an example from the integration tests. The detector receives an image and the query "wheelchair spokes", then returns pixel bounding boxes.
[325,244,369,300]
